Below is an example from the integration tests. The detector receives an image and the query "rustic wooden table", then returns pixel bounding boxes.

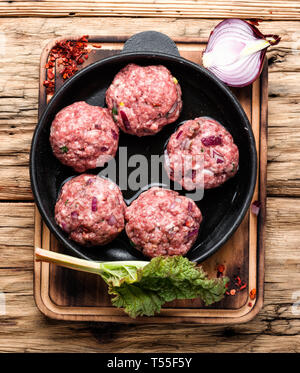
[0,1,300,353]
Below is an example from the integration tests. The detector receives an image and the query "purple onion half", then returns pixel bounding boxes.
[202,19,280,87]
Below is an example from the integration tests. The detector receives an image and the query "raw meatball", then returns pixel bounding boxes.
[165,117,239,190]
[50,101,119,172]
[106,63,182,136]
[125,187,202,258]
[55,174,126,246]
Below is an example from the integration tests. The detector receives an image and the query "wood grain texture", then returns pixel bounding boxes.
[1,1,300,20]
[0,14,299,352]
[0,17,299,199]
[0,199,299,352]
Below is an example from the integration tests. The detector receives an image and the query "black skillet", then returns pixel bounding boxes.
[30,31,257,263]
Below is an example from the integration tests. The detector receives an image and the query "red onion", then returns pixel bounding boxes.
[120,110,131,130]
[203,19,280,87]
[210,148,224,164]
[91,197,98,212]
[71,211,78,219]
[201,135,222,146]
[111,129,118,140]
[61,222,70,233]
[188,201,193,213]
[251,200,261,216]
[176,130,183,140]
[86,177,95,185]
[186,227,199,240]
[107,214,117,225]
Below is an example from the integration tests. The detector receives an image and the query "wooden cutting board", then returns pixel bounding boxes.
[34,35,267,324]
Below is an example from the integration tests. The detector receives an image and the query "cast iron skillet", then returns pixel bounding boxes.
[30,31,257,263]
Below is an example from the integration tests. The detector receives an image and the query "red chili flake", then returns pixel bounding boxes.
[92,44,102,48]
[236,276,242,286]
[225,291,230,296]
[248,302,252,307]
[47,69,54,80]
[239,283,247,291]
[217,264,225,273]
[249,288,256,300]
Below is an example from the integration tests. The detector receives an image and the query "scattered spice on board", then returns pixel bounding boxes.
[224,272,248,297]
[217,264,225,278]
[43,35,90,94]
[249,288,257,300]
[248,302,252,307]
[215,266,248,297]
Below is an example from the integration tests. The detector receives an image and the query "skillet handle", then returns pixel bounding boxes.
[122,31,180,57]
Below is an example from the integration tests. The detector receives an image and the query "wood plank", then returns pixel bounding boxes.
[0,17,299,200]
[0,198,299,351]
[1,1,300,20]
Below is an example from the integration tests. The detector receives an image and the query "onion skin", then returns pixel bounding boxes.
[251,200,261,216]
[203,19,280,87]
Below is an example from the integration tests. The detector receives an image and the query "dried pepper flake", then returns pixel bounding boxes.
[217,264,225,273]
[217,264,225,278]
[248,302,253,307]
[249,288,256,300]
[43,35,90,94]
[225,273,248,296]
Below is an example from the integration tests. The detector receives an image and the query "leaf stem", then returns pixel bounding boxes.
[35,248,149,277]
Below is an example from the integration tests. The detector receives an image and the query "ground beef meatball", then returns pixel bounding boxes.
[165,117,239,190]
[55,174,126,246]
[125,187,202,258]
[105,63,182,136]
[50,101,119,172]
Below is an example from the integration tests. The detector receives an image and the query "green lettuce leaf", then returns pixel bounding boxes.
[108,256,228,318]
[35,248,228,319]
